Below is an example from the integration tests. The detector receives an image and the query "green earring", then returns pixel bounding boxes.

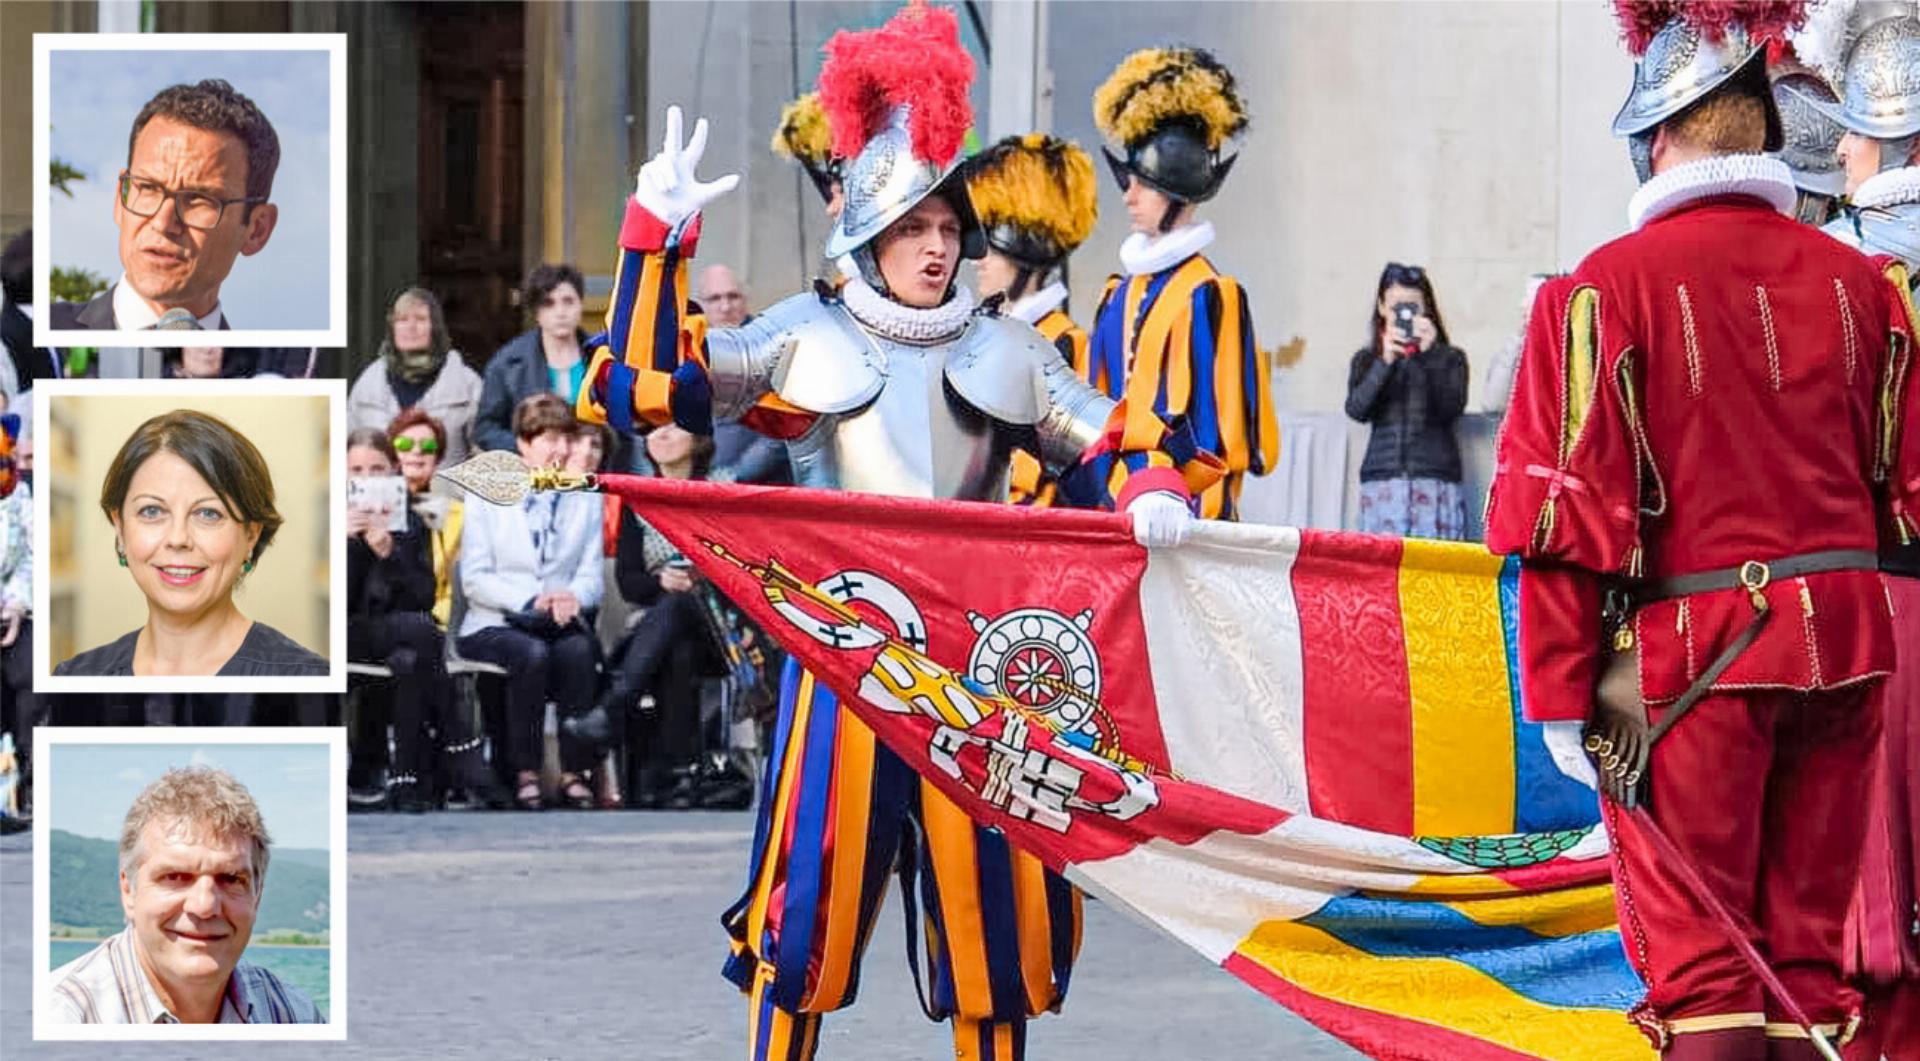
[116,548,127,568]
[242,560,254,575]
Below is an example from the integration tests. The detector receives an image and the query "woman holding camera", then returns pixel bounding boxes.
[1344,262,1470,540]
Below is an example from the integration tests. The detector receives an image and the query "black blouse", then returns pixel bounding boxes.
[55,622,329,677]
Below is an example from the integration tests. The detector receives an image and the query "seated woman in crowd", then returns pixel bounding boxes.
[565,423,735,809]
[1344,262,1471,541]
[389,408,463,629]
[350,287,483,467]
[57,410,327,677]
[345,429,446,813]
[457,394,604,810]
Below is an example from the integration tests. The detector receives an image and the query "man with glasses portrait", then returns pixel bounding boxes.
[49,79,279,333]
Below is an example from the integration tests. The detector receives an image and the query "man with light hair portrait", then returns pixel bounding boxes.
[45,766,323,1023]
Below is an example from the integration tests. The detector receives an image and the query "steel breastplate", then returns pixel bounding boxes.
[709,294,1078,501]
[784,341,1020,500]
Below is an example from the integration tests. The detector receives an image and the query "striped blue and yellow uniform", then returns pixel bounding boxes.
[1083,255,1277,521]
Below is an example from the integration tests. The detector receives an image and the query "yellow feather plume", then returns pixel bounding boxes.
[770,92,833,166]
[1093,47,1247,151]
[964,133,1099,253]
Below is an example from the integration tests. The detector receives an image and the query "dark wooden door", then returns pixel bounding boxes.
[417,1,525,369]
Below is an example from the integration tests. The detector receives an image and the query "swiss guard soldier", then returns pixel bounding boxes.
[1082,46,1277,521]
[1486,2,1919,1059]
[574,6,1218,1058]
[961,132,1100,506]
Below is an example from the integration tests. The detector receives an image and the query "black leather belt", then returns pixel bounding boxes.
[1642,549,1880,602]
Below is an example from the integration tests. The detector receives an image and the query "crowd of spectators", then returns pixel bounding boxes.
[341,263,782,812]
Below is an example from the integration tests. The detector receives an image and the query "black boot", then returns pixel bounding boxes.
[663,764,701,810]
[388,773,432,814]
[697,757,756,811]
[562,702,619,751]
[626,764,667,810]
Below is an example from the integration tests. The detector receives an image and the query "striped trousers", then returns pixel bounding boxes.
[723,661,1082,1060]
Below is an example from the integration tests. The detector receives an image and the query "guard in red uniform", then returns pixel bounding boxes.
[1485,3,1920,1059]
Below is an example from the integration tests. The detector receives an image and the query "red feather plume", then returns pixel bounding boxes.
[1612,0,1807,56]
[816,2,975,168]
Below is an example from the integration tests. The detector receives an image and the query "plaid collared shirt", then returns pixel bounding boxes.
[46,928,325,1024]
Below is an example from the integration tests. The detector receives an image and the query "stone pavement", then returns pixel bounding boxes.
[1,811,1363,1059]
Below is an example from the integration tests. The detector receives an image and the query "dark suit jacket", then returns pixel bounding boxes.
[47,285,233,332]
[44,286,320,377]
[48,289,117,330]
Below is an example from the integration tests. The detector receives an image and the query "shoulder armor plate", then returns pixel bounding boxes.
[943,314,1051,426]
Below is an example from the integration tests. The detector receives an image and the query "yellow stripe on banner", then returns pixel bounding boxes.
[1441,883,1622,940]
[1399,540,1516,838]
[1234,920,1653,1061]
[1395,874,1520,899]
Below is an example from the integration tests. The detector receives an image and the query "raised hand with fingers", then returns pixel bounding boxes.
[632,105,741,227]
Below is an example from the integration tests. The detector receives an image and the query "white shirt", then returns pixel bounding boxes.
[111,277,225,331]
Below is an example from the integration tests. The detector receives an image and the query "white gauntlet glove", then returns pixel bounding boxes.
[1127,491,1194,549]
[632,105,740,227]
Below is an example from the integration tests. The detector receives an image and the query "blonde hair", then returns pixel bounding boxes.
[119,766,272,894]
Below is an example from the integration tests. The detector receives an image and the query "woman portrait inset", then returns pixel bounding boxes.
[55,410,327,677]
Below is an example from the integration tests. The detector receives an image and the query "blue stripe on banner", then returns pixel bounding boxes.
[769,674,843,1011]
[972,827,1030,1020]
[1298,893,1644,1011]
[1501,556,1601,832]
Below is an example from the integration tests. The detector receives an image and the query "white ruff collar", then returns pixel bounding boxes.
[1005,281,1068,324]
[1852,166,1920,210]
[841,276,975,342]
[1627,154,1797,231]
[1119,221,1216,277]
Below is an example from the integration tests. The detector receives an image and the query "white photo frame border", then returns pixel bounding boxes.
[31,32,349,349]
[32,378,348,694]
[29,726,349,1041]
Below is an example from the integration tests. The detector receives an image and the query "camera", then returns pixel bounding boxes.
[1392,301,1419,341]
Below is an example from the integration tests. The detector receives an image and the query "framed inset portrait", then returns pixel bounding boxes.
[33,33,347,348]
[32,727,346,1040]
[34,379,346,693]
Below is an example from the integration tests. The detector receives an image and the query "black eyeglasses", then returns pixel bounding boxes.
[1384,262,1427,284]
[118,171,266,231]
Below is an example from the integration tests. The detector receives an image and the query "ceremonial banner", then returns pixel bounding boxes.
[598,474,1650,1061]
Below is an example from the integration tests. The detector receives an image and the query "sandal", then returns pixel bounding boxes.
[514,773,544,811]
[559,774,596,810]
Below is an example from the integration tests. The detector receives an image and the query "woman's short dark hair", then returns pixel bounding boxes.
[1368,262,1452,358]
[100,410,283,566]
[512,392,575,442]
[521,263,585,317]
[386,407,448,457]
[128,79,280,211]
[346,427,399,468]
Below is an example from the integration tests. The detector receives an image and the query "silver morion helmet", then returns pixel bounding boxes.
[1613,19,1784,150]
[824,105,985,263]
[1828,15,1920,139]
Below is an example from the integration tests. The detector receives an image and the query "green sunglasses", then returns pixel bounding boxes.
[392,436,440,455]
